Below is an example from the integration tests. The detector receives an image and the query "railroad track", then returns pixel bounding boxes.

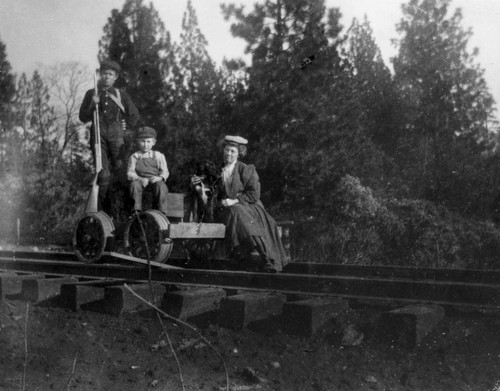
[0,250,498,310]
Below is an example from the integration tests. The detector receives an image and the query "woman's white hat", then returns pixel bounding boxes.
[225,135,248,145]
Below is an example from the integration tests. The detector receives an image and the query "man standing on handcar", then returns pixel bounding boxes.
[79,59,140,212]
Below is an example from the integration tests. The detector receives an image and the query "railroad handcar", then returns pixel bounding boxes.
[73,192,292,267]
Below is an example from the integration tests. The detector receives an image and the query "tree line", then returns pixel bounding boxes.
[0,0,499,264]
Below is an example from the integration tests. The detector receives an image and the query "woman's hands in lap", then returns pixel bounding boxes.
[222,198,238,208]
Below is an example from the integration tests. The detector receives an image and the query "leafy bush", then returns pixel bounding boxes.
[291,175,500,269]
[0,174,23,244]
[18,168,88,245]
[387,198,500,269]
[292,175,399,264]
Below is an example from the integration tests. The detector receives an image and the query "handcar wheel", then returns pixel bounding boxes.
[124,210,173,263]
[73,212,115,263]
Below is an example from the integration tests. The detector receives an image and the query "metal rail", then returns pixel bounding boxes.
[0,255,498,310]
[1,249,498,283]
[283,263,500,284]
[0,250,75,261]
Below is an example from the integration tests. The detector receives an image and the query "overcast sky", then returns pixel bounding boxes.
[0,0,499,117]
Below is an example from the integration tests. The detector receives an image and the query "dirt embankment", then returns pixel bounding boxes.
[1,297,499,391]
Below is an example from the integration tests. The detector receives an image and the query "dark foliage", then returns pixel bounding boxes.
[1,1,500,270]
[292,175,500,269]
[392,0,496,213]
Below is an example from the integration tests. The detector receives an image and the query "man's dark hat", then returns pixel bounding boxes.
[100,59,121,73]
[137,126,157,139]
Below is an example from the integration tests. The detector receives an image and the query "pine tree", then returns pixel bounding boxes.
[392,0,495,207]
[0,37,16,174]
[166,0,225,182]
[29,71,57,169]
[222,0,384,216]
[10,72,57,171]
[175,0,221,108]
[346,16,401,155]
[0,38,15,118]
[98,0,174,132]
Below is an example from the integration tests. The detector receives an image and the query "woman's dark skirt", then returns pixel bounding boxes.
[216,202,290,272]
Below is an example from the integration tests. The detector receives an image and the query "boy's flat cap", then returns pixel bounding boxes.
[100,60,121,73]
[137,126,157,139]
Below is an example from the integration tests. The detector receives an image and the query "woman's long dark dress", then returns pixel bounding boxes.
[214,161,289,272]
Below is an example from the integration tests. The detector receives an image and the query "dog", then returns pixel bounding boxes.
[188,159,219,223]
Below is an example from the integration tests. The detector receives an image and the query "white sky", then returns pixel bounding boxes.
[0,0,499,116]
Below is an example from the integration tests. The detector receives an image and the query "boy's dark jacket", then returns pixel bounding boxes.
[79,87,139,129]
